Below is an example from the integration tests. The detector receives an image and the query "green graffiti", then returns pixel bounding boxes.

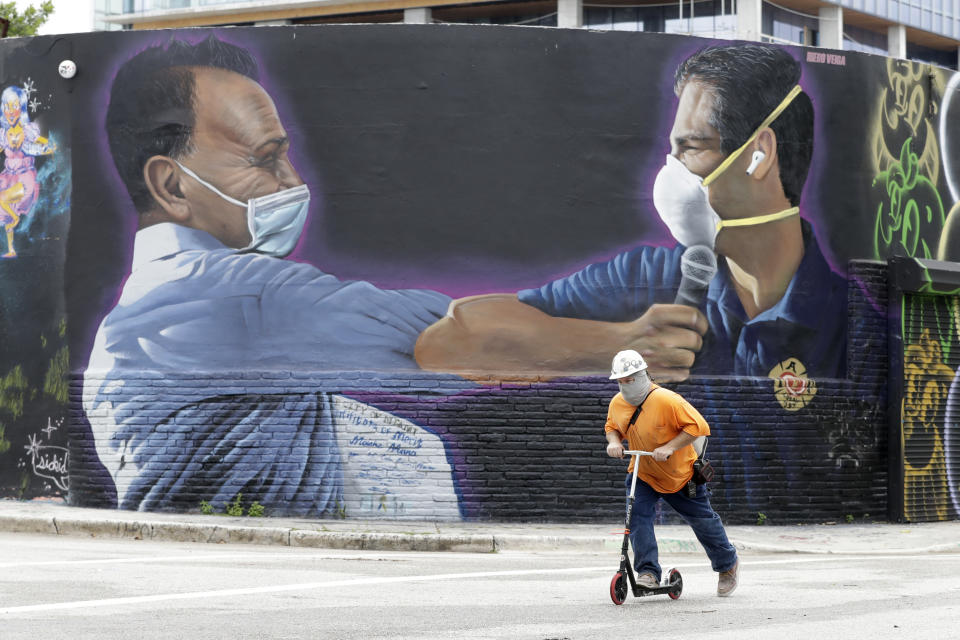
[903,293,957,365]
[43,345,69,404]
[873,137,945,260]
[0,366,28,419]
[917,263,960,296]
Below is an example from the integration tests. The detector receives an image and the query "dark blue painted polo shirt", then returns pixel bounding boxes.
[518,221,847,379]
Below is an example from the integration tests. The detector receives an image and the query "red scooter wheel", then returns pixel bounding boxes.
[610,572,627,605]
[666,567,683,600]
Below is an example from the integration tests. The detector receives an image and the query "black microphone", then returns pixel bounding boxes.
[674,245,718,307]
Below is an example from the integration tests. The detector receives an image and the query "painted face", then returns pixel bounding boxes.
[670,82,725,178]
[5,125,24,150]
[3,98,21,126]
[668,80,740,217]
[177,68,304,249]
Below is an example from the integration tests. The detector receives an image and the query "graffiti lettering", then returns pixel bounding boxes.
[333,396,460,519]
[348,435,382,448]
[873,137,945,259]
[871,59,942,203]
[23,426,68,491]
[387,443,417,456]
[806,51,846,66]
[391,431,423,448]
[902,327,953,521]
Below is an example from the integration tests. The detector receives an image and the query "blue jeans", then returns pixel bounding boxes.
[625,475,738,580]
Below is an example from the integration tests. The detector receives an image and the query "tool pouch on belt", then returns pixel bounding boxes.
[685,439,714,497]
[692,458,714,484]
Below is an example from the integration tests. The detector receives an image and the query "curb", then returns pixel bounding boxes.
[3,514,958,555]
[0,514,499,553]
[0,514,773,555]
[0,514,757,554]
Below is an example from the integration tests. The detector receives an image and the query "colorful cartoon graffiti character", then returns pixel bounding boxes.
[0,85,56,258]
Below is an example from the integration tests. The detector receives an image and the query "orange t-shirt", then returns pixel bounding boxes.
[604,384,710,493]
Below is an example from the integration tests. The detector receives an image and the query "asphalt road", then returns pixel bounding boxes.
[1,532,958,639]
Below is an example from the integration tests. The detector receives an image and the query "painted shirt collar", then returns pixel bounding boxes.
[706,219,834,329]
[131,223,226,271]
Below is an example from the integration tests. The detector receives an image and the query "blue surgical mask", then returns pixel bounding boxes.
[176,161,310,258]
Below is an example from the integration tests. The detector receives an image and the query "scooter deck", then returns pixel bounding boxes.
[631,584,676,598]
[610,563,683,604]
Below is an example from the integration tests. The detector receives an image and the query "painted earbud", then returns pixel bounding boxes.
[745,150,766,175]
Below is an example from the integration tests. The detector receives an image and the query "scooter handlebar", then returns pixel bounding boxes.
[622,450,655,456]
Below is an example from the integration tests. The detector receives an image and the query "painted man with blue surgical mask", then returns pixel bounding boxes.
[140,66,309,258]
[84,37,461,520]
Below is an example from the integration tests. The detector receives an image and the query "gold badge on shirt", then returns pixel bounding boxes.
[768,357,817,411]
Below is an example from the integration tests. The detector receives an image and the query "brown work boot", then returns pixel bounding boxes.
[636,573,659,589]
[717,561,739,597]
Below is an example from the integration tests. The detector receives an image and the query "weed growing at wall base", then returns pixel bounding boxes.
[226,494,244,517]
[198,496,265,517]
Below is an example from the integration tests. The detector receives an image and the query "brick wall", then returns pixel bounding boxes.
[68,263,890,525]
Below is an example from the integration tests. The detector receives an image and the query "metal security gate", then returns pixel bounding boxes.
[898,292,960,521]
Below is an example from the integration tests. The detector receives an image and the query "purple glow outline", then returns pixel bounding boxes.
[91,29,323,304]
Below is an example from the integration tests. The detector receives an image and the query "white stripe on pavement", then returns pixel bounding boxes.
[0,566,613,615]
[1,554,958,616]
[0,551,416,569]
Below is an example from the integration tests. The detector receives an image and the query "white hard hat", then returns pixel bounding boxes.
[609,349,648,380]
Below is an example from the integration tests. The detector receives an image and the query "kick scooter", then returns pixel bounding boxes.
[609,449,683,605]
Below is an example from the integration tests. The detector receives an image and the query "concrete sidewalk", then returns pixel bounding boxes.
[1,498,958,555]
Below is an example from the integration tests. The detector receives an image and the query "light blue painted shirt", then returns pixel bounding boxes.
[89,223,451,372]
[83,223,455,516]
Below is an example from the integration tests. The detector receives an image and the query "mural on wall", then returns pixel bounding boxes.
[79,36,461,519]
[416,44,847,385]
[872,59,945,263]
[50,25,960,520]
[0,55,71,501]
[0,84,57,258]
[903,324,955,521]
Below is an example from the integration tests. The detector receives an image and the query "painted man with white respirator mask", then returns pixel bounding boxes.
[417,43,847,383]
[83,36,462,519]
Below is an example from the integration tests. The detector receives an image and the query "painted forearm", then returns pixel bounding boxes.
[414,293,630,375]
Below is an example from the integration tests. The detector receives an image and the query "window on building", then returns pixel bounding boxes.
[906,41,958,69]
[843,23,888,55]
[762,3,818,45]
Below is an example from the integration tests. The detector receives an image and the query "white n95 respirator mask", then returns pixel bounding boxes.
[652,154,722,249]
[652,85,806,250]
[176,161,310,258]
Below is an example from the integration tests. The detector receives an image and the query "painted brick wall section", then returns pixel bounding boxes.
[68,261,890,525]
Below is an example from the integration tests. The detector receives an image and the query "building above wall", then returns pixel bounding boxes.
[98,0,960,67]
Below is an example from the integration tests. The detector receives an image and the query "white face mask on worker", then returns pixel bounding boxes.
[619,373,651,405]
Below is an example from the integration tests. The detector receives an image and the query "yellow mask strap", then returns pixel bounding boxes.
[716,206,799,231]
[702,85,804,187]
